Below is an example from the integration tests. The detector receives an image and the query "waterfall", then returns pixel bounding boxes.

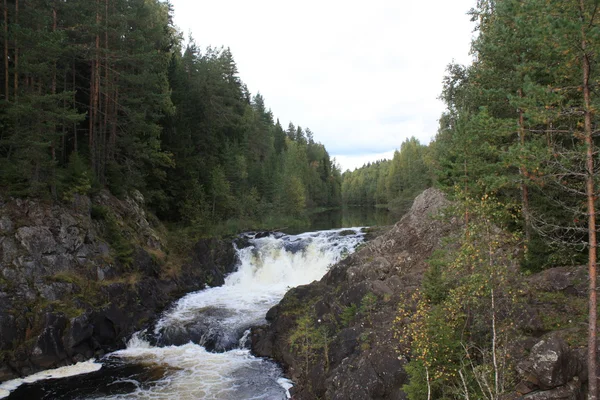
[1,228,365,400]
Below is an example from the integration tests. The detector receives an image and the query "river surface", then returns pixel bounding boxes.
[0,227,368,400]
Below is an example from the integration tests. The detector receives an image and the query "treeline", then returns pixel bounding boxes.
[0,0,341,231]
[341,137,431,214]
[399,0,600,398]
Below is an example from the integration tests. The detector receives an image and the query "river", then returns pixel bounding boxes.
[0,226,370,399]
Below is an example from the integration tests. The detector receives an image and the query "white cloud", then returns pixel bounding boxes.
[334,150,396,173]
[169,0,475,165]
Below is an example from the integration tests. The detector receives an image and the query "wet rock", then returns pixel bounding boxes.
[0,190,238,381]
[156,307,247,352]
[64,314,94,357]
[0,313,18,351]
[31,313,69,369]
[188,238,237,287]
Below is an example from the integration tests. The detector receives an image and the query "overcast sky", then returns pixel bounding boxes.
[168,0,475,172]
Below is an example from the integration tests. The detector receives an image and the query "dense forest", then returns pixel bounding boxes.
[385,0,600,399]
[341,137,431,214]
[3,0,600,398]
[0,0,342,235]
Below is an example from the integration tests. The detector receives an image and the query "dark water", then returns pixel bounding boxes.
[307,207,395,232]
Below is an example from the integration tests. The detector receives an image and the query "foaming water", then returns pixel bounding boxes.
[2,228,365,399]
[0,360,102,398]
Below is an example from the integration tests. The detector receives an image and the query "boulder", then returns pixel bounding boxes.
[517,336,586,390]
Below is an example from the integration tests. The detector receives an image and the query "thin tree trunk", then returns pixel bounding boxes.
[518,88,531,246]
[581,5,598,398]
[425,366,431,400]
[73,61,77,153]
[3,0,8,101]
[90,0,100,175]
[13,0,17,102]
[50,1,57,198]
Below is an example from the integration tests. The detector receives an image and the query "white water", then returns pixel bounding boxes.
[0,360,102,398]
[1,228,365,399]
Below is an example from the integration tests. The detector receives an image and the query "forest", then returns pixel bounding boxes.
[341,0,600,397]
[0,0,342,236]
[2,0,600,398]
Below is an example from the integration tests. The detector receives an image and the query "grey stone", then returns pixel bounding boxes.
[0,216,13,234]
[523,377,582,399]
[1,237,17,264]
[517,336,585,390]
[38,282,75,302]
[16,226,57,256]
[97,267,105,281]
[72,194,91,215]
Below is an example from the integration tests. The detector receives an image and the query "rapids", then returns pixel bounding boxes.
[1,228,365,399]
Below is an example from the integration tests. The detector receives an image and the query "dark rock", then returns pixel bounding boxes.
[15,226,57,256]
[0,216,13,233]
[528,267,587,297]
[329,327,362,366]
[0,313,18,351]
[523,377,582,399]
[188,238,237,287]
[63,314,94,360]
[251,188,455,400]
[517,336,586,390]
[30,313,68,369]
[133,248,160,278]
[1,237,18,263]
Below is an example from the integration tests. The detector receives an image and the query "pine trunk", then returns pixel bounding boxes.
[518,89,531,246]
[13,0,17,102]
[3,0,8,101]
[581,5,598,397]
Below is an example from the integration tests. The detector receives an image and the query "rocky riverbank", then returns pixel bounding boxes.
[0,191,236,382]
[252,188,594,399]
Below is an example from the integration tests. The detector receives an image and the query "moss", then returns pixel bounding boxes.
[535,291,587,333]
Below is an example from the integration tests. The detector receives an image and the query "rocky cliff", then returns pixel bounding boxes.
[252,188,594,400]
[0,191,236,382]
[252,188,458,399]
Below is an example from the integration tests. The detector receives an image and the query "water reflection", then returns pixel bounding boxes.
[308,207,395,232]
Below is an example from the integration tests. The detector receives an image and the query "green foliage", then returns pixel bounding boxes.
[0,0,342,234]
[91,205,109,221]
[57,153,92,201]
[104,213,134,267]
[397,194,522,399]
[340,304,358,327]
[359,292,378,324]
[288,314,331,376]
[422,250,449,305]
[341,137,431,215]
